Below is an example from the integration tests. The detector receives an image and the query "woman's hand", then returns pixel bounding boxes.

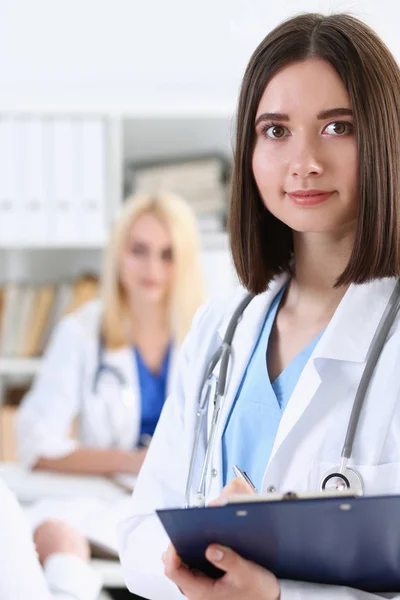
[34,519,90,565]
[207,477,256,506]
[162,478,279,599]
[163,543,280,600]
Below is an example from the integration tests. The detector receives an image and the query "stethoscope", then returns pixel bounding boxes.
[91,337,152,448]
[92,336,128,395]
[185,280,400,507]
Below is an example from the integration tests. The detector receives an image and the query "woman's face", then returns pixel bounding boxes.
[252,58,358,235]
[120,212,174,306]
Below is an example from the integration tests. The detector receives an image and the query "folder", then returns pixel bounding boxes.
[157,493,400,593]
[79,118,107,245]
[0,117,22,246]
[50,118,78,244]
[20,118,48,244]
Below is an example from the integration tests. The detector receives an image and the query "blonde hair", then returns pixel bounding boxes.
[101,192,206,349]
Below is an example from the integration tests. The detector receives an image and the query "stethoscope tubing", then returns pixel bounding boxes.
[186,281,400,506]
[341,280,400,461]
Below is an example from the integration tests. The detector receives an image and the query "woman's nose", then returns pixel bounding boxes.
[288,134,324,179]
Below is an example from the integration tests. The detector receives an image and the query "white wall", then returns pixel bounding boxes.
[1,0,399,111]
[0,0,398,299]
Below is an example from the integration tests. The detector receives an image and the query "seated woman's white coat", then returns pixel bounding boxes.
[17,300,176,469]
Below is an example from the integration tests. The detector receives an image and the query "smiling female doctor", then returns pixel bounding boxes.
[119,12,400,600]
[17,193,205,476]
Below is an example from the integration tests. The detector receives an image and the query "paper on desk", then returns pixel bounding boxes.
[26,495,134,558]
[0,463,128,503]
[112,473,137,493]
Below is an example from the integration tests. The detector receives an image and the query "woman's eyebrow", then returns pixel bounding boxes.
[255,112,289,126]
[255,107,353,127]
[317,108,353,119]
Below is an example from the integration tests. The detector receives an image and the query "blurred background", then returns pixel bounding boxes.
[0,0,398,594]
[0,0,398,457]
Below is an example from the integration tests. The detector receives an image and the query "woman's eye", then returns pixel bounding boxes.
[262,124,289,139]
[324,121,353,135]
[131,246,146,256]
[161,249,173,262]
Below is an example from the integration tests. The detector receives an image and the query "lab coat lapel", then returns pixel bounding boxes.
[101,345,140,447]
[269,277,399,463]
[102,346,136,390]
[208,276,290,487]
[166,345,178,394]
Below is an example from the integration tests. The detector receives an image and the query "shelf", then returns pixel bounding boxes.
[0,358,41,377]
[0,96,236,119]
[0,243,106,251]
[0,232,229,252]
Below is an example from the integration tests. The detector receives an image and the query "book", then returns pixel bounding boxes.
[0,283,22,357]
[16,285,38,357]
[20,284,56,357]
[38,280,74,354]
[65,273,99,315]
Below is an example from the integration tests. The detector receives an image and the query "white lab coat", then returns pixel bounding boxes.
[0,477,102,599]
[119,275,400,600]
[17,300,176,469]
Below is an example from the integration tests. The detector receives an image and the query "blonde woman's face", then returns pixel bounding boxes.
[120,213,174,306]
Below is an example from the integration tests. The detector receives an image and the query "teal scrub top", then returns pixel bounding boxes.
[222,287,324,490]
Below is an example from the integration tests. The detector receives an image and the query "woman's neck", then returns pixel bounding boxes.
[127,298,169,338]
[286,228,355,319]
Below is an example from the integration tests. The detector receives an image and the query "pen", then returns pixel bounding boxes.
[232,465,258,493]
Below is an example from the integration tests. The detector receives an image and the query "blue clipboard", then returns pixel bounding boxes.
[157,494,400,593]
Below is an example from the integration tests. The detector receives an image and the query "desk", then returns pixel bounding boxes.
[0,462,131,589]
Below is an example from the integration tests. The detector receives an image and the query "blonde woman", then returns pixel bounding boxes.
[17,193,206,476]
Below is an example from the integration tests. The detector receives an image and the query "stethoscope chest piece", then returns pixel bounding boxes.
[320,467,364,495]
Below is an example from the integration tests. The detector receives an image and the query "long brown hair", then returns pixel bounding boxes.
[229,13,400,294]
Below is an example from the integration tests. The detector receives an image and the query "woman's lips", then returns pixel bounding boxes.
[287,190,334,206]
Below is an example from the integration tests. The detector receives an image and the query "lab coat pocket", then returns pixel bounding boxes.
[309,461,400,495]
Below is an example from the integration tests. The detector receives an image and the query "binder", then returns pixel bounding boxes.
[79,118,107,245]
[50,118,78,244]
[20,118,48,244]
[0,117,22,246]
[157,493,400,593]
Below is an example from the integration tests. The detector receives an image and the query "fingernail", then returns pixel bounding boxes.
[209,547,224,561]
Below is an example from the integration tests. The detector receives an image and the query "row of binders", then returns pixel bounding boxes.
[0,274,99,358]
[0,116,108,247]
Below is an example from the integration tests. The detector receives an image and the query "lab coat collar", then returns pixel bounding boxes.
[216,274,290,342]
[208,276,398,494]
[269,277,399,466]
[312,277,398,364]
[216,275,398,363]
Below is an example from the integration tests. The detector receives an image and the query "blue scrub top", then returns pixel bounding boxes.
[133,344,171,442]
[222,287,324,490]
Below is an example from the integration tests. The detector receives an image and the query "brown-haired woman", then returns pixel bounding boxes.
[120,13,400,600]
